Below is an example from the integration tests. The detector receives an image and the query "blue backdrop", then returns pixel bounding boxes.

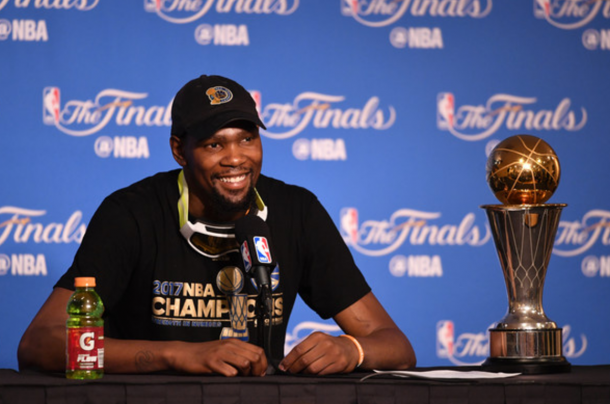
[1,0,608,370]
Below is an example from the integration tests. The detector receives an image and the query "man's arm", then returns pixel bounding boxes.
[279,291,416,375]
[18,288,71,372]
[18,288,267,377]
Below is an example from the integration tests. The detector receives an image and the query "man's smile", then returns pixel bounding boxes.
[215,172,252,193]
[219,174,247,184]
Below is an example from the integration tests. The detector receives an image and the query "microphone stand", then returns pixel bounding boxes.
[256,282,275,371]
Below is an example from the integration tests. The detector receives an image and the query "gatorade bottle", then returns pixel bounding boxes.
[66,277,105,379]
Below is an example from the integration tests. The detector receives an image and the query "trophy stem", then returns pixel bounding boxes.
[481,204,570,374]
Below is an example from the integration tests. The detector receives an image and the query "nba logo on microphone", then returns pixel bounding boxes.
[254,237,272,264]
[436,320,455,357]
[43,87,61,125]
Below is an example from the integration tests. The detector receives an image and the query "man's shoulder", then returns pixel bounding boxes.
[257,174,317,205]
[105,169,180,206]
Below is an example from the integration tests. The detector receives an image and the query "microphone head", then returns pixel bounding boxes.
[235,215,276,271]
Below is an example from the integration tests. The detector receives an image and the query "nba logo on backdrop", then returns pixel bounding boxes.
[534,0,552,17]
[436,320,455,357]
[436,320,488,366]
[340,208,359,245]
[533,0,607,30]
[436,93,454,130]
[341,0,492,26]
[43,87,60,125]
[249,90,262,115]
[341,0,359,15]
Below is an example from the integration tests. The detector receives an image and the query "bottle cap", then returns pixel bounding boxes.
[74,277,96,288]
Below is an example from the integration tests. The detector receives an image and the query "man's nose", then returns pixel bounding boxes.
[220,143,246,166]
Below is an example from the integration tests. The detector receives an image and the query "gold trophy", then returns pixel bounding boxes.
[217,266,249,341]
[482,134,571,374]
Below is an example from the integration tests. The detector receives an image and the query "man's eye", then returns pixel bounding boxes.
[206,143,220,149]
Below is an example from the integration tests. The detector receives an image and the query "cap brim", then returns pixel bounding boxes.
[185,111,266,140]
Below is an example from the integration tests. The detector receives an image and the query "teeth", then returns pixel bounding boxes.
[220,175,246,183]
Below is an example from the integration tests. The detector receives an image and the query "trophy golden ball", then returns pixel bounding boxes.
[486,134,561,205]
[216,266,244,295]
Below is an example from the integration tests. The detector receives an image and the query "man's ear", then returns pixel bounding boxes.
[170,135,187,166]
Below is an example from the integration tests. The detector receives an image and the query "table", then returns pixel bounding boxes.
[1,366,609,404]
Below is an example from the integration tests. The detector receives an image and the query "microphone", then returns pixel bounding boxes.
[234,215,276,315]
[235,215,285,374]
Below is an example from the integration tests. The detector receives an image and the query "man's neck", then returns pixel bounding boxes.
[188,198,252,223]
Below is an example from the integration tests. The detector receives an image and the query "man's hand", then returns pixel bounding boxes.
[279,292,416,375]
[161,339,267,377]
[279,332,359,375]
[18,287,268,376]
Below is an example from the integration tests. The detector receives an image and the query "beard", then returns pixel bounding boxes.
[208,185,256,217]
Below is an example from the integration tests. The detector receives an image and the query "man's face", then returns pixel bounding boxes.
[172,121,263,222]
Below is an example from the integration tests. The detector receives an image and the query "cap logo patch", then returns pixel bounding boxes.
[206,86,233,105]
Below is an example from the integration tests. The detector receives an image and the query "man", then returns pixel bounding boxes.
[18,75,416,377]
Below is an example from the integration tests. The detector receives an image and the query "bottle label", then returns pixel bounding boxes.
[66,326,104,371]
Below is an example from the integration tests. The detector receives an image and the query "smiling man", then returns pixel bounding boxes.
[18,75,416,377]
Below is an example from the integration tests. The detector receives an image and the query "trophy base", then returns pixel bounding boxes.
[483,328,571,374]
[482,356,571,375]
[489,328,565,356]
[220,327,249,341]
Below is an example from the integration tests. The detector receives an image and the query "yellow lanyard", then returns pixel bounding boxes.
[177,169,266,227]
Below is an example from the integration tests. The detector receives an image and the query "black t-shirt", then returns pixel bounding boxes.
[56,170,370,362]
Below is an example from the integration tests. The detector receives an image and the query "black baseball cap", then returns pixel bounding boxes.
[171,75,266,140]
